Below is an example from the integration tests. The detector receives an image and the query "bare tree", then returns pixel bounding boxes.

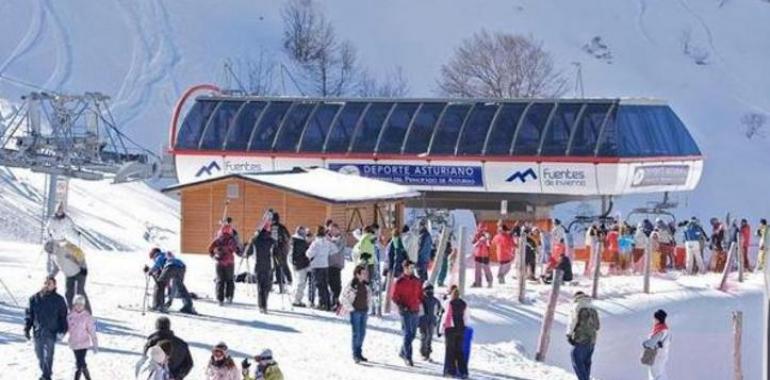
[437,30,567,98]
[741,112,767,140]
[220,51,277,95]
[281,0,359,96]
[358,66,410,97]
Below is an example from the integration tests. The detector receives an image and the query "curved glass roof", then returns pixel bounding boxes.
[174,97,701,158]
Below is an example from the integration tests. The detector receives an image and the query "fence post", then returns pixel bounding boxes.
[458,226,466,297]
[734,311,743,380]
[738,235,744,283]
[644,237,652,294]
[535,269,563,362]
[518,234,527,303]
[591,238,602,299]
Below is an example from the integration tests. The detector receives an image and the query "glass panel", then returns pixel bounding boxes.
[540,103,582,156]
[249,101,291,151]
[176,100,217,149]
[299,103,341,152]
[200,101,241,150]
[225,101,267,151]
[570,103,611,156]
[597,107,618,156]
[430,104,471,155]
[484,103,526,155]
[326,102,367,152]
[377,103,419,153]
[512,102,554,155]
[273,102,315,152]
[403,102,445,154]
[457,103,498,155]
[351,102,393,153]
[616,105,701,157]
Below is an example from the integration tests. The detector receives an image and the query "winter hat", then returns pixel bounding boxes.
[272,212,281,223]
[256,349,273,361]
[213,341,228,353]
[422,282,434,292]
[72,295,87,306]
[149,247,162,259]
[654,309,667,323]
[155,316,171,331]
[295,226,307,237]
[149,345,166,364]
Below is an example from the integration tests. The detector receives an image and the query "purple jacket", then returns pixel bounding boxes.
[67,310,97,350]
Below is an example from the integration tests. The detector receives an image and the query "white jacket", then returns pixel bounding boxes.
[643,328,671,380]
[51,243,86,278]
[136,360,170,380]
[306,238,334,269]
[46,216,78,242]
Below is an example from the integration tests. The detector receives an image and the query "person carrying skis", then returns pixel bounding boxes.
[567,291,600,380]
[137,345,171,380]
[307,225,334,311]
[642,309,671,380]
[327,223,346,310]
[254,349,283,380]
[471,224,493,288]
[270,212,292,288]
[67,295,98,380]
[392,260,423,366]
[291,226,311,307]
[142,317,194,380]
[683,218,706,275]
[440,285,470,379]
[25,276,68,380]
[209,224,242,305]
[46,202,91,312]
[205,342,241,380]
[492,224,515,284]
[245,220,275,314]
[757,219,768,272]
[340,264,371,363]
[418,282,443,362]
[146,248,196,314]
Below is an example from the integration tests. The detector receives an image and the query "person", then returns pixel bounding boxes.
[67,295,98,380]
[633,221,650,274]
[353,225,377,283]
[327,223,346,310]
[209,224,242,305]
[551,219,568,256]
[683,218,706,275]
[240,358,255,380]
[392,260,423,366]
[143,316,194,380]
[270,212,293,288]
[245,223,275,314]
[542,251,573,285]
[492,225,515,284]
[146,248,196,314]
[437,234,453,287]
[205,342,241,380]
[47,204,90,312]
[138,345,171,380]
[524,228,538,280]
[655,219,675,271]
[290,226,311,307]
[583,223,599,277]
[385,227,408,280]
[567,291,600,380]
[757,219,768,272]
[618,224,635,274]
[416,221,433,282]
[710,218,727,272]
[418,282,443,362]
[254,349,283,380]
[643,309,671,380]
[740,219,752,271]
[606,225,620,274]
[25,276,68,380]
[440,285,469,379]
[471,225,493,288]
[307,225,333,311]
[340,265,371,363]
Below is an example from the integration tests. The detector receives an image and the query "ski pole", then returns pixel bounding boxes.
[141,273,150,316]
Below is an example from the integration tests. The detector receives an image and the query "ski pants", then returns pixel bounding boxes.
[419,322,435,359]
[313,268,331,310]
[155,266,192,310]
[474,257,493,286]
[293,267,310,304]
[73,348,88,371]
[350,310,368,359]
[65,272,91,313]
[256,270,271,310]
[34,331,56,380]
[497,260,512,283]
[399,311,419,361]
[444,327,467,377]
[571,343,594,380]
[525,249,536,277]
[685,241,705,274]
[328,267,342,308]
[215,264,235,302]
[274,251,293,286]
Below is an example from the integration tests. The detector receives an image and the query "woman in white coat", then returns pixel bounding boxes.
[643,309,671,380]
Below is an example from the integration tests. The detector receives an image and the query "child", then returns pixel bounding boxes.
[137,345,170,380]
[418,282,443,362]
[255,349,283,380]
[205,342,241,380]
[67,294,97,380]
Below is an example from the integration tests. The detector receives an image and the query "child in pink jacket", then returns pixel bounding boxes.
[67,294,98,380]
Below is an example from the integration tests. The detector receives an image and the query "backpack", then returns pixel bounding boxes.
[640,346,658,366]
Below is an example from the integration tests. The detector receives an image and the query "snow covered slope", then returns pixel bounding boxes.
[1,0,769,218]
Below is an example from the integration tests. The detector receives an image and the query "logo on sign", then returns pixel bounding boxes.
[195,161,221,177]
[337,165,361,176]
[506,168,538,183]
[542,168,587,187]
[631,165,689,187]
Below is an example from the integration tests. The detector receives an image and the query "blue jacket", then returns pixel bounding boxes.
[417,229,432,264]
[683,224,704,242]
[25,290,68,336]
[152,251,185,273]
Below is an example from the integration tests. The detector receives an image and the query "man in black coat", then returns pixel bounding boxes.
[271,212,292,288]
[246,226,275,313]
[25,276,68,380]
[142,316,193,380]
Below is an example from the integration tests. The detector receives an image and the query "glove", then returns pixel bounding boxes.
[143,265,150,273]
[24,328,30,340]
[80,267,88,276]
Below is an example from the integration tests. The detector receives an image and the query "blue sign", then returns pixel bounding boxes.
[329,163,484,187]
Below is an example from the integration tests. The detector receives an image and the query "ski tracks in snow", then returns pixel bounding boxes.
[0,0,45,77]
[40,0,73,91]
[636,0,656,45]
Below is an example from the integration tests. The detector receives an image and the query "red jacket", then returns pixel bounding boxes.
[392,274,423,313]
[492,232,515,263]
[208,233,240,267]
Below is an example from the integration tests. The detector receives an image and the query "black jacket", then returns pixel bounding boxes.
[558,255,574,282]
[25,290,68,336]
[291,237,310,270]
[143,329,193,379]
[246,229,274,274]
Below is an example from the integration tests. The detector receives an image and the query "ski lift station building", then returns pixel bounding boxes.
[166,86,703,243]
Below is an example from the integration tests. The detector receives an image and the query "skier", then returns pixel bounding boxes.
[416,221,433,282]
[307,225,333,311]
[353,225,377,283]
[440,285,470,379]
[524,227,539,280]
[617,223,635,274]
[146,248,196,314]
[683,218,706,274]
[385,227,408,281]
[392,260,423,366]
[205,342,242,380]
[208,225,242,305]
[270,212,292,288]
[436,234,454,287]
[245,223,275,314]
[739,219,752,271]
[471,225,493,288]
[67,295,98,380]
[567,291,600,380]
[327,223,346,310]
[757,219,768,272]
[418,282,443,362]
[709,218,727,272]
[633,221,650,274]
[290,226,311,307]
[137,345,171,380]
[24,276,68,380]
[551,219,568,257]
[642,309,671,380]
[254,349,283,380]
[340,264,371,363]
[492,225,515,284]
[142,317,194,380]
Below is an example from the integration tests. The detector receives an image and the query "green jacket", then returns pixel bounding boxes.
[354,232,377,266]
[569,297,600,345]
